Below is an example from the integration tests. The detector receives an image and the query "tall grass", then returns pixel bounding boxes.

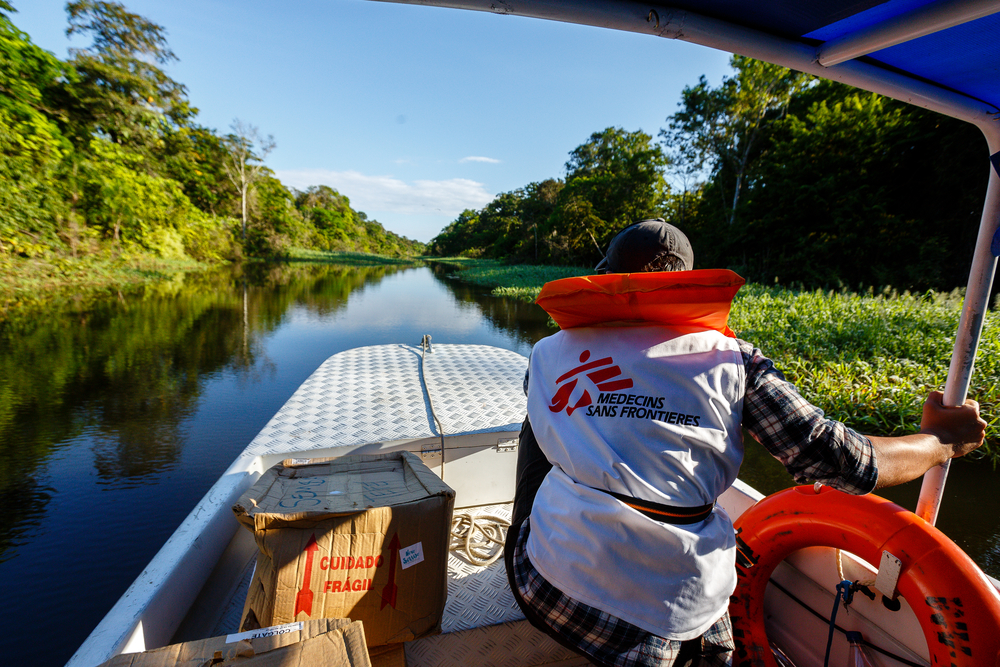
[731,285,999,463]
[435,259,1000,464]
[430,258,589,301]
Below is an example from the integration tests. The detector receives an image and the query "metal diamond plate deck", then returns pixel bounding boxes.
[443,505,521,633]
[415,505,597,665]
[245,344,527,458]
[422,344,528,436]
[211,556,255,638]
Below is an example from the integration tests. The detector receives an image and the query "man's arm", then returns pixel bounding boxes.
[869,390,986,488]
[739,340,988,494]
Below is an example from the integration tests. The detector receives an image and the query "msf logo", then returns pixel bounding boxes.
[549,350,633,416]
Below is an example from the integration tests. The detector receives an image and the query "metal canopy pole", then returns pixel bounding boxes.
[916,131,1000,525]
[817,0,1000,67]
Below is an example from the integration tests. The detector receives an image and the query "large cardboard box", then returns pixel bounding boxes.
[97,618,370,667]
[368,643,407,667]
[233,451,455,647]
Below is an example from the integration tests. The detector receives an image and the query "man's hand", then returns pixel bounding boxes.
[871,390,987,488]
[919,390,987,460]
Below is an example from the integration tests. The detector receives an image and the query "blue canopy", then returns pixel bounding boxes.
[678,0,1000,113]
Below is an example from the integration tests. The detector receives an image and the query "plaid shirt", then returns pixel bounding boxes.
[736,338,877,495]
[512,520,734,667]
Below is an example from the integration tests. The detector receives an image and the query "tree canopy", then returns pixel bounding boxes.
[431,128,668,267]
[1,2,424,264]
[431,56,988,291]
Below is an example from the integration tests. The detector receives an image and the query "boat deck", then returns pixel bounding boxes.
[172,501,589,666]
[162,343,587,665]
[72,344,981,667]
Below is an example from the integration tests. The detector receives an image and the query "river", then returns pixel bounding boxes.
[1,261,996,667]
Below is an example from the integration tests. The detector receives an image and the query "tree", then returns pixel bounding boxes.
[64,1,191,152]
[518,179,563,261]
[0,7,70,253]
[295,185,355,250]
[662,56,807,226]
[741,81,986,289]
[429,209,480,257]
[223,118,275,245]
[82,136,197,254]
[548,127,669,264]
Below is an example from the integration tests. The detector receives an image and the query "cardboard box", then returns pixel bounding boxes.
[233,452,455,647]
[368,643,407,667]
[97,618,370,667]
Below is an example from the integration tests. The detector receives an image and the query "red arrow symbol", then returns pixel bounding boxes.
[294,533,319,617]
[380,533,400,610]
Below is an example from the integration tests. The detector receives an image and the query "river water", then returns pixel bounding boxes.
[1,261,997,667]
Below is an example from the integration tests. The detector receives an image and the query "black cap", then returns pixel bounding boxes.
[595,219,694,273]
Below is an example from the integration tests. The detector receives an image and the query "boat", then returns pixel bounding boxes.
[66,339,1000,667]
[69,1,1000,665]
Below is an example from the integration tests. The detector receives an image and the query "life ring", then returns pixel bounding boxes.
[729,485,1000,667]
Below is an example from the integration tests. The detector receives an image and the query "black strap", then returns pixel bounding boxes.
[605,490,714,525]
[510,417,714,528]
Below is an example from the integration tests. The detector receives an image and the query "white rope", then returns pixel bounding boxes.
[450,512,511,566]
[836,549,877,588]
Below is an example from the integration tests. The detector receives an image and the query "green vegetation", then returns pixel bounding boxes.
[440,260,1000,465]
[0,253,204,318]
[0,1,423,283]
[0,249,419,323]
[429,127,668,265]
[286,248,423,266]
[730,285,1000,458]
[429,258,588,300]
[430,56,986,293]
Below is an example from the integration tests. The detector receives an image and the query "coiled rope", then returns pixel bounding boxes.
[450,512,511,566]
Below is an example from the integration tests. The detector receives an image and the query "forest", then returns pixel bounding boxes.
[4,1,994,293]
[429,58,991,291]
[0,1,424,266]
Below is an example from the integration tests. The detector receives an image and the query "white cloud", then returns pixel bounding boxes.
[275,169,494,217]
[460,156,501,164]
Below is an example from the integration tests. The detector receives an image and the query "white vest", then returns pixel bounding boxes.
[525,325,745,639]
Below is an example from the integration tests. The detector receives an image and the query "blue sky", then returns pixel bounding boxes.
[12,0,733,243]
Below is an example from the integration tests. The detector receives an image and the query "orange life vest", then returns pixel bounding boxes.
[535,269,745,335]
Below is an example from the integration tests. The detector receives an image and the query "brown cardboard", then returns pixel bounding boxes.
[96,618,371,667]
[233,452,455,647]
[368,643,407,667]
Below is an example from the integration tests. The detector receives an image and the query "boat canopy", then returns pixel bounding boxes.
[370,0,1000,523]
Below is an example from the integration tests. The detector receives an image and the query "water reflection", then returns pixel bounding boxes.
[428,262,554,349]
[0,262,413,559]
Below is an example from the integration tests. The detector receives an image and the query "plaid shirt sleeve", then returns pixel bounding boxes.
[737,338,878,495]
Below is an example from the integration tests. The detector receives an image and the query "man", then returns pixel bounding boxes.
[504,219,986,667]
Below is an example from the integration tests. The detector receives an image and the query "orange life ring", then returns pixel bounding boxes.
[729,485,1000,667]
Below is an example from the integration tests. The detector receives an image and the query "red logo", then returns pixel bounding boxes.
[549,350,633,415]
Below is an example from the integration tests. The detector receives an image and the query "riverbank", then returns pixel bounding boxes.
[0,254,208,318]
[0,249,424,322]
[285,248,425,266]
[433,258,1000,464]
[428,257,589,300]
